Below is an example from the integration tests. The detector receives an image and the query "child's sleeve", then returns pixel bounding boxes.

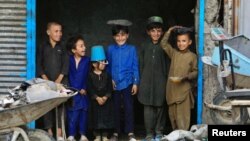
[61,46,69,75]
[105,74,113,98]
[36,44,45,76]
[139,48,144,78]
[82,59,90,90]
[187,54,198,80]
[87,74,98,100]
[106,46,112,75]
[160,32,174,59]
[132,47,140,85]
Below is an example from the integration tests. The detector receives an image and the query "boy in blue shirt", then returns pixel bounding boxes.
[107,20,139,141]
[66,35,90,141]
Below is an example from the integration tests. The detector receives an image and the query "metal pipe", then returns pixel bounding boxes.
[26,0,36,129]
[197,0,205,124]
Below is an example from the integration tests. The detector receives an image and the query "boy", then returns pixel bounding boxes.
[36,22,69,141]
[106,19,139,141]
[160,26,197,130]
[138,16,170,141]
[66,35,89,141]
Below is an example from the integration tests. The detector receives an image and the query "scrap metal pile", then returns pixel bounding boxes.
[0,78,73,110]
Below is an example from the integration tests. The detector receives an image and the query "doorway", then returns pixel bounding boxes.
[36,0,197,138]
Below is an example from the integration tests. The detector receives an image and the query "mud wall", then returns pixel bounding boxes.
[200,0,233,124]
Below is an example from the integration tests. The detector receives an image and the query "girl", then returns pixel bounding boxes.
[88,45,114,141]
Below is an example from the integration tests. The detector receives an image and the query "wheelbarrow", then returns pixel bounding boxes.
[0,78,77,141]
[202,28,250,124]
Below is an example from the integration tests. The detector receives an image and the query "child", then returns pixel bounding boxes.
[36,22,69,141]
[106,19,139,141]
[160,26,197,130]
[87,45,114,141]
[138,16,170,141]
[66,35,89,141]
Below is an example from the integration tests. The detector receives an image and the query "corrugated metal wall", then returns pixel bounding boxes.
[232,0,250,37]
[0,0,27,95]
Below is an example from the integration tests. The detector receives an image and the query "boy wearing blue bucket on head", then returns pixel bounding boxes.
[66,35,90,141]
[107,19,139,141]
[87,45,114,141]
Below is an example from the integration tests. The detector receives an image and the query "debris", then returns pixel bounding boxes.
[204,101,231,111]
[0,78,74,110]
[161,124,207,141]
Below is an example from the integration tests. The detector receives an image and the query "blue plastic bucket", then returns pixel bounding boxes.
[91,45,106,61]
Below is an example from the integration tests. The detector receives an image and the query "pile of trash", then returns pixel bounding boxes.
[161,124,208,141]
[0,78,74,110]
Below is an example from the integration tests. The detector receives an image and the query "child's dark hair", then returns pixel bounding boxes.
[66,34,84,54]
[112,25,129,36]
[175,27,194,39]
[47,22,61,30]
[146,22,163,31]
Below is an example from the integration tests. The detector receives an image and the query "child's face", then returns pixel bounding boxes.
[147,28,163,43]
[177,34,192,51]
[93,61,106,71]
[72,39,86,57]
[98,61,106,70]
[47,24,62,43]
[113,31,129,46]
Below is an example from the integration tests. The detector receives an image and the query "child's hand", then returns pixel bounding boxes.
[131,84,138,95]
[167,26,182,33]
[55,74,64,83]
[79,89,87,95]
[41,74,49,80]
[181,75,188,81]
[96,97,104,105]
[112,80,116,90]
[101,96,108,104]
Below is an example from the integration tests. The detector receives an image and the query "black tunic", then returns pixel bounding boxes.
[87,71,114,129]
[36,41,69,85]
[138,39,170,106]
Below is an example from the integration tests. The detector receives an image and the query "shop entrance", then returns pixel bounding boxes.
[36,0,196,138]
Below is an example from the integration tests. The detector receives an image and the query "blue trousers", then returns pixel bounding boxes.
[113,85,134,134]
[67,109,88,136]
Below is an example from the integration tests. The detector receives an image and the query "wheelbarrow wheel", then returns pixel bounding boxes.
[210,92,249,124]
[17,129,55,141]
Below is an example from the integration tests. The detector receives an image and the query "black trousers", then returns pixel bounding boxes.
[43,103,64,129]
[144,105,166,138]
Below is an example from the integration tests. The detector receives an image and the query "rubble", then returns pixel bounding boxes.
[161,124,207,141]
[0,78,73,110]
